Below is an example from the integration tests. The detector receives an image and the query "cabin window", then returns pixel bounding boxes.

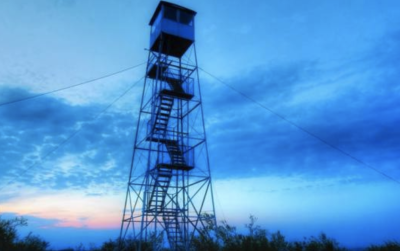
[163,6,193,26]
[164,6,178,21]
[179,11,193,26]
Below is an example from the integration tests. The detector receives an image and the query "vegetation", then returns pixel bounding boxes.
[0,216,49,251]
[1,214,399,251]
[367,241,400,251]
[191,215,347,251]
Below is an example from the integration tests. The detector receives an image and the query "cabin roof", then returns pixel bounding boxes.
[149,1,197,25]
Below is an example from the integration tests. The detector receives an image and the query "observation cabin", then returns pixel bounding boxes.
[149,1,197,58]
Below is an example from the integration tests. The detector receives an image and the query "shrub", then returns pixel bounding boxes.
[0,216,48,251]
[367,241,400,251]
[289,233,347,251]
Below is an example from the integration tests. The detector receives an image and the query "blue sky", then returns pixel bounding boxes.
[1,0,400,249]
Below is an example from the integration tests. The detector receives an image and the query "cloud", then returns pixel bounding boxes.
[0,187,123,228]
[0,212,120,249]
[2,28,400,195]
[202,30,400,183]
[0,86,136,194]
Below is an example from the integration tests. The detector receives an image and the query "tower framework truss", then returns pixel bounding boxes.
[120,2,216,250]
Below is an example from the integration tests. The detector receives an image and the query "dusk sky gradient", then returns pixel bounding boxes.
[1,0,400,249]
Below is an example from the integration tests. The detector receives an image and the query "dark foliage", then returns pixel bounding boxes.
[0,216,49,251]
[290,233,347,251]
[192,215,347,251]
[367,241,400,251]
[2,214,400,251]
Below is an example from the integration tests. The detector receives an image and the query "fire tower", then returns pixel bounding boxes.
[120,2,216,250]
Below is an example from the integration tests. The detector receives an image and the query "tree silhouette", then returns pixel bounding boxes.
[2,213,400,251]
[0,215,49,251]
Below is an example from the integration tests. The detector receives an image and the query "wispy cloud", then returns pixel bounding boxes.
[203,30,400,182]
[0,86,135,193]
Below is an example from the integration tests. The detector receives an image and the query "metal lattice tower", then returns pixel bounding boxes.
[119,2,216,250]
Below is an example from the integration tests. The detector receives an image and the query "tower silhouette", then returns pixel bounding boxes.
[119,2,216,250]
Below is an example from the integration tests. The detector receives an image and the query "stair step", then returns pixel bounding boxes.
[156,118,169,122]
[161,97,174,101]
[160,105,173,109]
[161,95,174,101]
[157,117,169,121]
[160,107,172,111]
[161,102,173,106]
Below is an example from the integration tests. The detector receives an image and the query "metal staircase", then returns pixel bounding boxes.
[165,140,186,166]
[147,55,195,100]
[145,58,194,249]
[163,210,184,251]
[147,167,172,211]
[152,95,174,137]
